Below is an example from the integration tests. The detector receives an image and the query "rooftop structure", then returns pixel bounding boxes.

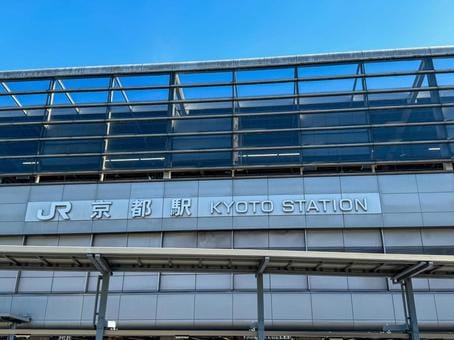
[1,46,454,183]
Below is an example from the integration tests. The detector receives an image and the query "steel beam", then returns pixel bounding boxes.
[95,271,110,340]
[401,278,420,340]
[256,272,265,340]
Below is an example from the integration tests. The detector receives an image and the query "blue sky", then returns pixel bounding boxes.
[1,0,454,70]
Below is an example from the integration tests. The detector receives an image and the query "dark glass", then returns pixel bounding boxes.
[241,131,299,147]
[41,139,104,155]
[240,114,298,130]
[38,156,102,172]
[374,143,450,161]
[0,125,42,139]
[0,141,38,156]
[302,128,369,145]
[372,125,446,142]
[239,149,301,166]
[110,120,167,135]
[302,146,372,163]
[370,107,444,124]
[171,151,232,167]
[173,118,231,133]
[108,137,167,152]
[172,135,231,150]
[0,158,37,173]
[302,111,367,127]
[105,155,167,170]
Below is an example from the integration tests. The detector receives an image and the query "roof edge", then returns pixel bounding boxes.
[1,45,454,80]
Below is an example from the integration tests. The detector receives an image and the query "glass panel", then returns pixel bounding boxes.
[302,128,369,145]
[302,111,367,127]
[239,149,301,165]
[0,109,45,123]
[370,107,444,124]
[110,105,168,118]
[110,120,167,135]
[303,146,371,163]
[172,151,231,167]
[443,107,454,120]
[241,131,299,147]
[0,141,38,156]
[108,137,167,152]
[374,143,449,161]
[173,117,231,132]
[105,155,166,170]
[364,59,422,74]
[299,63,358,78]
[238,98,296,113]
[439,90,454,104]
[0,125,42,139]
[38,156,101,172]
[45,122,106,137]
[51,106,107,120]
[181,101,232,116]
[41,139,104,155]
[368,90,433,106]
[236,68,294,82]
[372,125,446,142]
[240,114,298,130]
[0,158,37,173]
[433,57,454,70]
[172,135,231,150]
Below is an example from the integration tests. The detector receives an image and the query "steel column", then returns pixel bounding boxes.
[256,272,265,340]
[7,323,15,340]
[402,278,420,340]
[95,272,110,340]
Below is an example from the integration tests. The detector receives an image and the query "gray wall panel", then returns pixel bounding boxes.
[118,294,157,320]
[271,293,312,320]
[0,186,29,204]
[195,293,232,320]
[268,178,303,195]
[311,293,353,321]
[45,295,84,321]
[378,175,418,193]
[156,294,195,320]
[341,176,378,193]
[351,294,395,321]
[416,173,454,192]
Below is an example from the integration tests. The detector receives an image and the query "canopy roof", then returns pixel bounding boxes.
[0,245,453,279]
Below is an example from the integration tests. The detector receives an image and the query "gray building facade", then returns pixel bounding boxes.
[1,47,454,338]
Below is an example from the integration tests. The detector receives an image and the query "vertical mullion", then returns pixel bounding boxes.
[100,76,115,181]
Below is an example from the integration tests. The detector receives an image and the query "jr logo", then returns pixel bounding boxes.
[37,202,72,221]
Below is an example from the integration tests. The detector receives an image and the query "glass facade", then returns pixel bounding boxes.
[1,52,454,176]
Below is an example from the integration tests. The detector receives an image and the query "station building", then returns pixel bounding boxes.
[0,47,454,339]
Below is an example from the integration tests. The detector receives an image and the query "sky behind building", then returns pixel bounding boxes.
[1,0,454,70]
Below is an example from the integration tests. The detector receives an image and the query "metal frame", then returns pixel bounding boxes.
[1,245,454,339]
[0,47,454,180]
